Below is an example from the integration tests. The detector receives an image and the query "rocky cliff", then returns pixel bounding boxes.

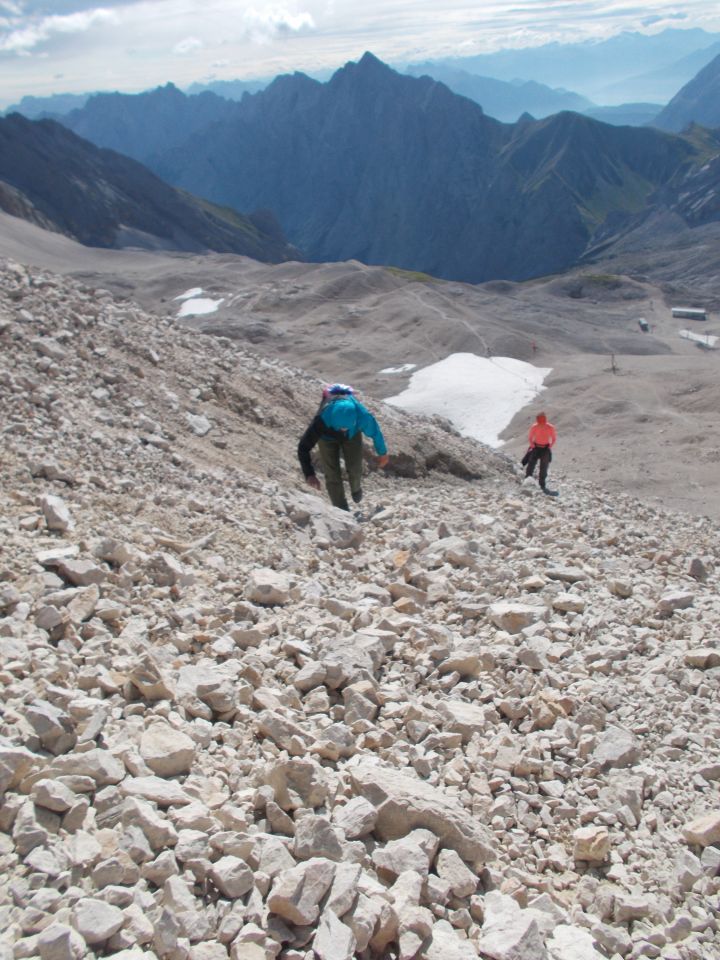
[1,257,719,959]
[0,114,298,262]
[61,83,239,168]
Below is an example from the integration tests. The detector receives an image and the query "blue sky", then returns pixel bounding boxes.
[1,1,720,106]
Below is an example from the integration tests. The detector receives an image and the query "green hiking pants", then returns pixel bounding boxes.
[317,433,363,510]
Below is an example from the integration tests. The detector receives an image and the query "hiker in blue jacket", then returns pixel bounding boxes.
[298,384,389,511]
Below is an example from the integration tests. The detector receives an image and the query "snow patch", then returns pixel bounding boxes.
[174,287,203,301]
[177,297,225,317]
[380,363,417,374]
[386,352,551,448]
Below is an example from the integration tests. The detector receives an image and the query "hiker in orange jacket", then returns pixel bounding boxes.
[524,412,557,491]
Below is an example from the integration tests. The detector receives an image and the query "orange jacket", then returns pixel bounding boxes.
[529,419,557,447]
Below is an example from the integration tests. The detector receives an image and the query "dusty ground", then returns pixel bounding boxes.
[2,210,718,519]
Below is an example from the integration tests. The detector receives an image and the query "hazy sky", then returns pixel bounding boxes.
[2,1,720,106]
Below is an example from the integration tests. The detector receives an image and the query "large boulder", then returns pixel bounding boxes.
[283,491,364,549]
[139,723,195,777]
[349,761,494,868]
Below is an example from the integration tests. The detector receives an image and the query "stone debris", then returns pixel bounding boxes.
[0,259,719,960]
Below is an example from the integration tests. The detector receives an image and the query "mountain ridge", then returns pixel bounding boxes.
[54,56,709,283]
[654,53,720,131]
[0,113,299,262]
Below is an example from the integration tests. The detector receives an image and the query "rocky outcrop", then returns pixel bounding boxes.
[0,113,299,261]
[0,258,719,959]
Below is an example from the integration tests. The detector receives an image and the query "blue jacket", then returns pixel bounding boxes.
[298,396,387,478]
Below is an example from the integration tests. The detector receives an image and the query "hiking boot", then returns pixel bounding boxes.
[351,488,363,504]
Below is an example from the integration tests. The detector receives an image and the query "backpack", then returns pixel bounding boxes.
[318,383,355,413]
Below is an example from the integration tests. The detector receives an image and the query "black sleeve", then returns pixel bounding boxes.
[298,416,323,477]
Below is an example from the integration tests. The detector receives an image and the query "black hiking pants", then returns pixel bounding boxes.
[525,444,552,489]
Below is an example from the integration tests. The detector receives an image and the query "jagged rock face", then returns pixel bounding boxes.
[0,114,298,262]
[1,258,720,959]
[56,53,699,283]
[654,53,720,132]
[62,83,238,164]
[404,63,593,123]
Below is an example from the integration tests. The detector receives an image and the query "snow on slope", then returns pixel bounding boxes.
[386,352,551,447]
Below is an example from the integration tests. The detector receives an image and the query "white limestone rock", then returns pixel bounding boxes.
[683,811,720,847]
[40,494,73,533]
[294,815,345,861]
[72,897,125,945]
[547,566,587,583]
[121,797,178,849]
[477,893,546,960]
[140,723,195,777]
[552,592,585,614]
[47,748,125,785]
[325,861,363,917]
[163,875,211,941]
[284,491,364,549]
[37,923,86,960]
[129,654,175,700]
[655,590,694,615]
[246,568,292,606]
[349,761,495,868]
[186,413,212,436]
[372,828,437,879]
[262,757,332,811]
[57,558,107,586]
[208,856,254,899]
[146,551,193,587]
[608,578,633,598]
[332,796,378,839]
[425,919,481,958]
[684,648,720,670]
[573,826,610,863]
[489,602,547,634]
[31,778,77,812]
[120,776,192,806]
[438,700,490,743]
[591,725,641,771]
[436,848,478,897]
[546,925,605,960]
[266,857,336,925]
[312,908,357,960]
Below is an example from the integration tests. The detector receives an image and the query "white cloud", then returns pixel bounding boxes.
[173,35,203,54]
[0,7,117,53]
[2,0,720,105]
[243,5,315,44]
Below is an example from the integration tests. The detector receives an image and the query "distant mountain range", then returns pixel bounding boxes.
[3,92,91,119]
[185,79,268,99]
[433,28,720,104]
[60,83,238,166]
[654,54,720,132]
[54,53,716,284]
[6,49,720,285]
[404,63,592,122]
[0,113,298,262]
